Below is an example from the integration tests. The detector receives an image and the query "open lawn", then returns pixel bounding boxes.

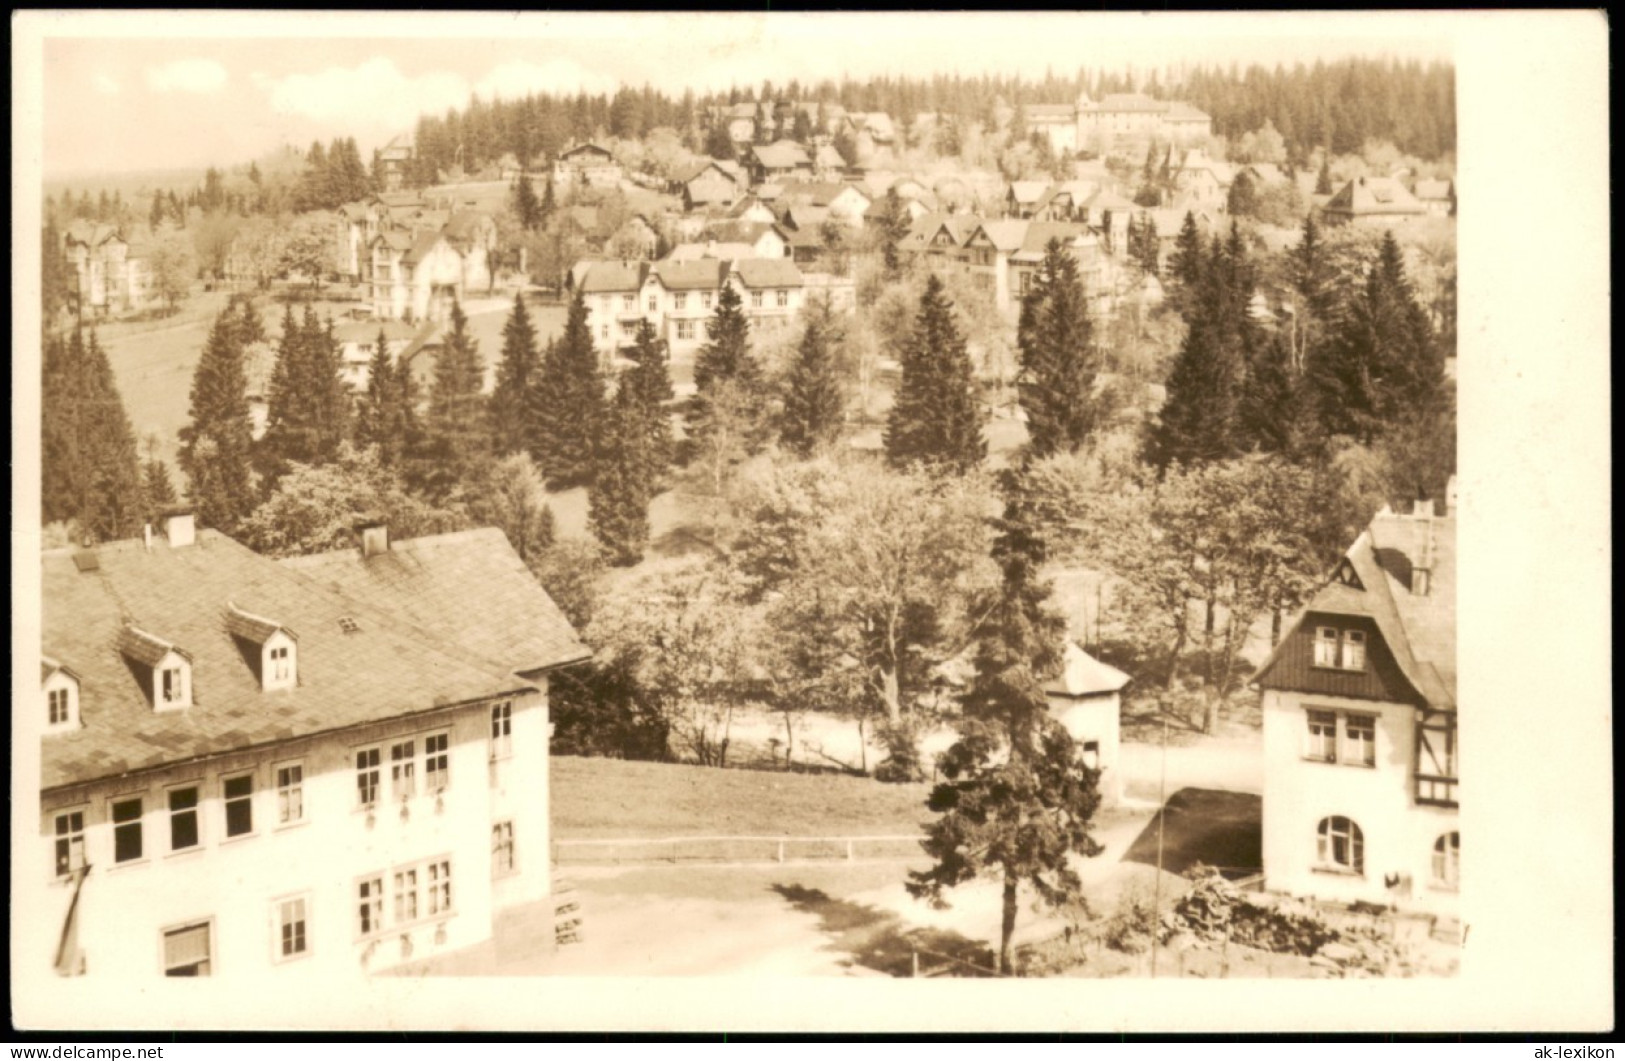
[550,755,936,840]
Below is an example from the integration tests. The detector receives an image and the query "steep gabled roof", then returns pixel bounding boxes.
[970,220,1030,253]
[577,259,650,295]
[778,181,869,208]
[731,257,803,289]
[224,603,296,645]
[1007,181,1050,205]
[283,528,589,681]
[1017,221,1095,258]
[652,258,730,290]
[1045,641,1132,698]
[41,531,545,791]
[1255,501,1456,711]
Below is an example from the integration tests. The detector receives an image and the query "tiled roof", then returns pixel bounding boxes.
[731,257,803,289]
[283,528,589,682]
[666,242,759,263]
[223,603,292,645]
[973,220,1030,253]
[653,259,730,291]
[117,625,184,669]
[1018,221,1095,258]
[442,210,491,243]
[40,531,544,791]
[577,260,650,294]
[64,222,124,249]
[1044,641,1132,697]
[813,144,848,171]
[401,230,446,267]
[780,204,831,230]
[752,141,811,170]
[1008,181,1049,204]
[560,142,614,161]
[1324,176,1427,217]
[1084,189,1137,213]
[1255,497,1456,711]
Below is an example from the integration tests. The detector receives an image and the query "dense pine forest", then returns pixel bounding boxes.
[404,57,1453,182]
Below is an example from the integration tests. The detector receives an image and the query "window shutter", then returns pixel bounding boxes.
[164,923,210,968]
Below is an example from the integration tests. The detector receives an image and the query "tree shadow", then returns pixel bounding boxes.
[1121,787,1262,878]
[770,883,999,978]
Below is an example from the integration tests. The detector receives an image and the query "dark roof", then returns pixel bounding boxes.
[283,528,590,680]
[223,603,295,645]
[1255,498,1456,710]
[40,531,544,791]
[560,142,614,161]
[731,257,803,288]
[577,260,649,294]
[653,259,730,291]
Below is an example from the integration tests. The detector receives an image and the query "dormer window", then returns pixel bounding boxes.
[118,626,193,712]
[42,657,81,733]
[225,604,298,692]
[1313,624,1366,671]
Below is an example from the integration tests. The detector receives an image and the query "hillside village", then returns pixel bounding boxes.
[36,56,1462,983]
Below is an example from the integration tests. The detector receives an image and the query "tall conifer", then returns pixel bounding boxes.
[178,312,257,533]
[490,293,542,456]
[884,274,985,474]
[1016,239,1101,459]
[532,291,605,487]
[779,309,845,458]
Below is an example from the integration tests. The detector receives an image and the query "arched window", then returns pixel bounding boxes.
[1316,816,1364,874]
[1432,831,1460,888]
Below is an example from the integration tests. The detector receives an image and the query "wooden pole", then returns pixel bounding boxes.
[1150,710,1168,979]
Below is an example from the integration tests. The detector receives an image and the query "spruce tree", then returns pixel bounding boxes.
[513,177,543,232]
[1016,239,1101,459]
[41,326,146,542]
[588,378,652,567]
[178,311,257,534]
[415,300,490,501]
[909,472,1104,975]
[1166,211,1205,313]
[532,291,605,487]
[689,281,767,456]
[489,293,542,456]
[540,172,557,216]
[259,306,347,492]
[355,328,410,465]
[779,309,845,458]
[884,274,985,474]
[624,319,675,484]
[142,451,179,524]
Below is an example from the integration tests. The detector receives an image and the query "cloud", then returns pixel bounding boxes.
[146,58,227,94]
[473,59,617,101]
[93,74,120,95]
[262,57,466,133]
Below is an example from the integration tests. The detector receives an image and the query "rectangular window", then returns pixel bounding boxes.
[49,688,71,726]
[277,897,308,960]
[620,321,637,338]
[276,762,304,825]
[492,822,516,877]
[1341,630,1367,671]
[750,290,763,309]
[270,645,290,682]
[357,877,384,937]
[393,868,419,924]
[223,774,254,837]
[1305,710,1338,763]
[1345,714,1377,767]
[424,733,449,794]
[390,739,416,800]
[1313,627,1339,668]
[1080,741,1101,771]
[55,811,86,878]
[169,786,200,851]
[674,293,687,310]
[428,860,452,915]
[647,296,658,313]
[776,289,789,307]
[600,324,609,340]
[356,747,381,808]
[620,295,633,311]
[676,319,695,340]
[163,922,212,977]
[702,292,713,310]
[113,797,143,863]
[490,703,513,761]
[161,666,184,705]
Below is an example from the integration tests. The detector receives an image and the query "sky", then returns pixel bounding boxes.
[32,11,1455,178]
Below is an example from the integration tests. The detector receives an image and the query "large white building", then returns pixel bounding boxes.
[1024,94,1214,157]
[29,513,588,982]
[1254,483,1458,917]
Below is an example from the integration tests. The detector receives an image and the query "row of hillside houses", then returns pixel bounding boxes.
[709,100,897,153]
[60,222,157,318]
[30,511,591,982]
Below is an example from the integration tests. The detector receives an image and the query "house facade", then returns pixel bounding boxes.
[1413,179,1456,218]
[1254,486,1458,917]
[373,135,414,192]
[332,320,419,393]
[552,143,623,190]
[1025,94,1215,158]
[682,162,744,212]
[369,211,497,323]
[29,515,589,983]
[574,256,815,362]
[1045,642,1131,805]
[63,223,153,317]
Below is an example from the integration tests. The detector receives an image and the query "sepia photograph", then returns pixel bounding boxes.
[9,10,1611,1035]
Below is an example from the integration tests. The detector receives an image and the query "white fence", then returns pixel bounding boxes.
[553,833,926,866]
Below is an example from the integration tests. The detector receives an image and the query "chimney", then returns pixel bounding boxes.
[357,517,389,559]
[162,509,196,548]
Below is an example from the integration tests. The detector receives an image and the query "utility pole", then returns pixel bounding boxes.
[1150,707,1168,978]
